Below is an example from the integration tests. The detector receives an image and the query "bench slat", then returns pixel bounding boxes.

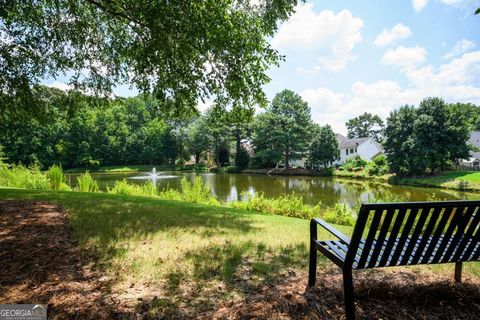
[368,208,395,268]
[454,209,480,261]
[420,206,455,264]
[357,209,383,268]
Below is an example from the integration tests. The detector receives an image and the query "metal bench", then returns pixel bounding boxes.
[308,200,480,320]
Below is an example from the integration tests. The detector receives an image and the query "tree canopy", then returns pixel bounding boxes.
[309,124,339,169]
[383,98,470,175]
[252,89,313,169]
[346,112,384,142]
[0,0,299,115]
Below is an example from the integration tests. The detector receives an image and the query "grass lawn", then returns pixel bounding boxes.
[397,171,480,190]
[0,188,352,316]
[1,188,479,317]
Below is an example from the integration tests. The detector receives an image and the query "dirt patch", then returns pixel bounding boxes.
[0,200,122,319]
[209,267,480,320]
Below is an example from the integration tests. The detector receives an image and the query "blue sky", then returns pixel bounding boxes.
[45,0,480,134]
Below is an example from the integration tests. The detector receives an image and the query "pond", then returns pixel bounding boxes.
[66,171,479,209]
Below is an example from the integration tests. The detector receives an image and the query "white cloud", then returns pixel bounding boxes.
[45,81,72,91]
[382,46,427,68]
[412,0,429,12]
[413,0,468,12]
[301,50,480,134]
[443,39,476,59]
[272,4,363,72]
[374,23,412,47]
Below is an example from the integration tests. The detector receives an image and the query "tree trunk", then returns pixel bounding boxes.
[195,153,200,164]
[284,145,289,170]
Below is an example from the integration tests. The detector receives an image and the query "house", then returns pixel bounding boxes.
[333,134,383,166]
[460,131,480,169]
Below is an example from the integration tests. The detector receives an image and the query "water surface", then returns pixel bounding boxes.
[66,171,479,209]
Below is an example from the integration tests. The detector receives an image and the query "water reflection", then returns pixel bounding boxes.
[66,171,479,209]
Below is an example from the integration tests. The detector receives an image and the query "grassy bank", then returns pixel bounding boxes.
[334,169,480,192]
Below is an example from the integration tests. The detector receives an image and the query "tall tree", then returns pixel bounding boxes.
[346,112,384,142]
[384,98,470,175]
[252,89,313,169]
[1,1,298,115]
[186,116,213,164]
[309,125,340,169]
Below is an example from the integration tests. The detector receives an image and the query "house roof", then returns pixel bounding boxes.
[338,137,370,149]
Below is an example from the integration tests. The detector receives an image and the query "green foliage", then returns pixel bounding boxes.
[384,98,470,175]
[48,164,65,191]
[77,172,99,193]
[322,204,355,226]
[81,157,101,171]
[158,177,219,205]
[0,164,49,190]
[309,124,339,169]
[0,92,179,168]
[234,146,250,170]
[1,1,298,115]
[252,89,314,169]
[108,180,157,197]
[229,192,321,219]
[346,112,384,142]
[476,7,480,14]
[365,155,389,176]
[341,156,368,172]
[250,149,282,168]
[457,180,470,191]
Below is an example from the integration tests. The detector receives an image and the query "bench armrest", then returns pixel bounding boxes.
[311,218,351,245]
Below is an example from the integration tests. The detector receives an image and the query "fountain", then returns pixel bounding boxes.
[129,167,178,184]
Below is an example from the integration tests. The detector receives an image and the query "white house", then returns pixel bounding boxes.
[333,134,383,166]
[460,131,480,169]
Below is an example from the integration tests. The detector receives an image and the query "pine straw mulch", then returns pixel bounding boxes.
[210,267,480,320]
[0,200,125,319]
[1,199,480,320]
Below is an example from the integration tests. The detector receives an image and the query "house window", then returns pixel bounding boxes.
[350,148,354,154]
[354,148,357,153]
[346,149,349,155]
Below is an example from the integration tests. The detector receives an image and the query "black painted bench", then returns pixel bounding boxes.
[308,200,480,320]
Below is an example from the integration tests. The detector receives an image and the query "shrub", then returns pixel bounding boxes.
[77,172,99,193]
[0,163,49,190]
[108,179,157,197]
[223,166,242,173]
[81,156,101,170]
[322,204,355,226]
[342,156,368,172]
[229,191,321,219]
[48,164,65,190]
[457,179,470,191]
[158,177,219,205]
[235,146,250,169]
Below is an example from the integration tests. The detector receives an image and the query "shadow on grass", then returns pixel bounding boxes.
[137,241,313,318]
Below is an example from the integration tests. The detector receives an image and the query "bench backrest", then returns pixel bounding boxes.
[345,200,480,269]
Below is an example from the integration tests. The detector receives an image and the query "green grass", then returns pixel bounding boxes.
[395,171,480,191]
[0,188,352,314]
[1,188,478,316]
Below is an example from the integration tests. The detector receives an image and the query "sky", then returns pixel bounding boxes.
[45,0,480,135]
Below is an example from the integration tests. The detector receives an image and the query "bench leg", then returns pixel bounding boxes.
[343,269,356,320]
[308,243,317,287]
[455,262,462,283]
[308,220,317,287]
